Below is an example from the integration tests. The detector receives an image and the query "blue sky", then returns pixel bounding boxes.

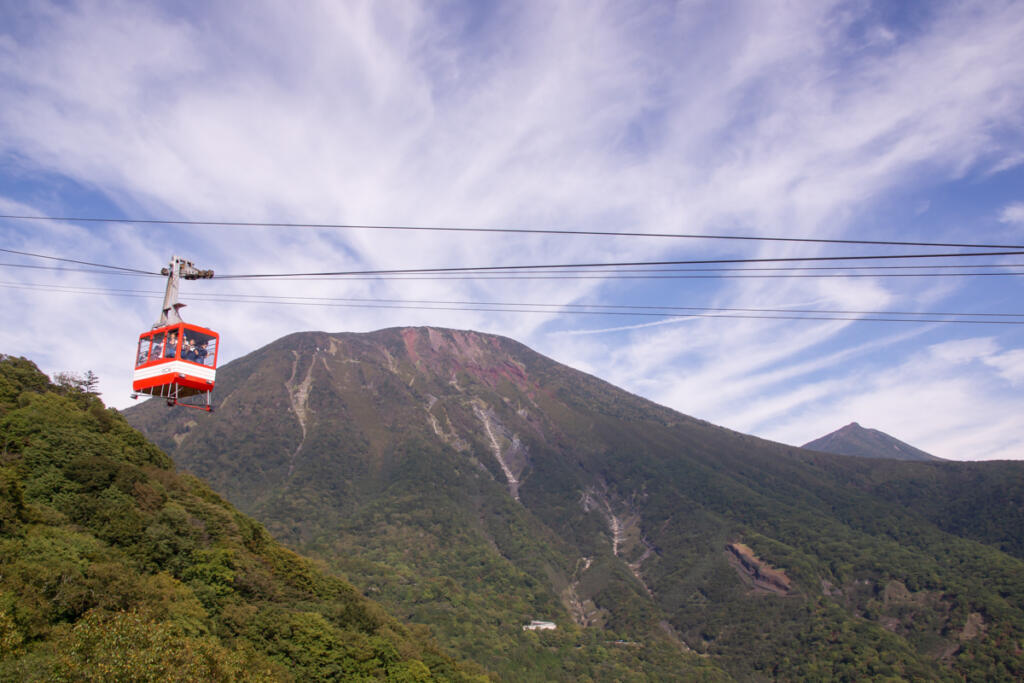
[1,0,1022,459]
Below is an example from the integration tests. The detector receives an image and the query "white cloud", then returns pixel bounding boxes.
[983,348,1024,385]
[927,337,998,364]
[1000,202,1024,225]
[1,0,1023,458]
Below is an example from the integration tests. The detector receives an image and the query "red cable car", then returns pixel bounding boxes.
[131,255,218,411]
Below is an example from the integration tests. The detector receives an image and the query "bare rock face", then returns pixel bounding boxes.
[725,543,792,595]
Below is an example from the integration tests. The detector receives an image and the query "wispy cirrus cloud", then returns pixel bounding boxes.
[1,0,1022,458]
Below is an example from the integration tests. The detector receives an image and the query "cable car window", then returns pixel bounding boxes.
[202,337,216,366]
[149,332,165,362]
[181,332,197,362]
[183,330,215,366]
[136,336,151,367]
[164,328,180,360]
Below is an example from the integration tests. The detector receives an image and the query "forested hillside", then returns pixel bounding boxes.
[0,354,486,682]
[126,327,1024,681]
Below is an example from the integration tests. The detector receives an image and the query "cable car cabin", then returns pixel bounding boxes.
[132,323,219,410]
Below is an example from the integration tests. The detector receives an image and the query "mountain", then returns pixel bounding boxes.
[0,354,485,681]
[803,422,943,462]
[125,327,1024,681]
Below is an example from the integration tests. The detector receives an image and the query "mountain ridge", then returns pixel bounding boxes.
[125,326,1024,680]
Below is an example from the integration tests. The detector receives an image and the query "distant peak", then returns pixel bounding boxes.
[803,422,941,461]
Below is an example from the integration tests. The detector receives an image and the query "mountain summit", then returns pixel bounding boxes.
[803,422,942,462]
[125,327,1024,680]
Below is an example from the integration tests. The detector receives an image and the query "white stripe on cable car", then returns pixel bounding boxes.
[133,361,216,382]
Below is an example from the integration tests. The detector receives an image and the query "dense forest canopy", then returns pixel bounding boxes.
[0,354,486,682]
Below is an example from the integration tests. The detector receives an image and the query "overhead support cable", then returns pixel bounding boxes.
[214,250,1024,279]
[3,213,1022,250]
[0,262,160,276]
[4,260,1023,278]
[177,292,1024,318]
[224,270,1024,282]
[3,281,1022,325]
[220,268,1024,282]
[0,246,159,275]
[4,261,1022,282]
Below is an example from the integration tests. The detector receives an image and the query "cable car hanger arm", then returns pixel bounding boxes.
[155,255,214,328]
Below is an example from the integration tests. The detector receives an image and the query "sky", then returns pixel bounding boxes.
[1,0,1022,460]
